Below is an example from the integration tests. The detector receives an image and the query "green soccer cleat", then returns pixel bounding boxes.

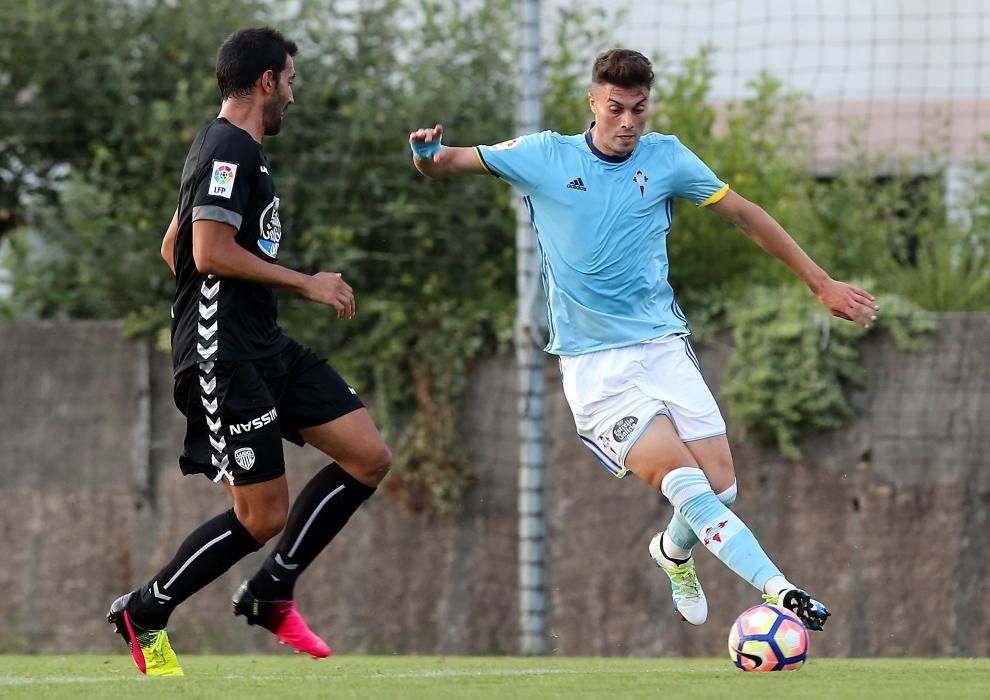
[107,591,184,677]
[649,532,708,625]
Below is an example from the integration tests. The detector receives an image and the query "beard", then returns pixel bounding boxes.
[263,96,288,136]
[263,108,284,136]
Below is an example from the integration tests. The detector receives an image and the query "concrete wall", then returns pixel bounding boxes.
[0,316,988,656]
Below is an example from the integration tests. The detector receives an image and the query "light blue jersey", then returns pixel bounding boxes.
[476,128,728,356]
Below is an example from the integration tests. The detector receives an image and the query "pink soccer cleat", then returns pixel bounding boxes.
[232,581,331,658]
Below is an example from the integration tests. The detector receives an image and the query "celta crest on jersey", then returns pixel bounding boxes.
[634,170,649,197]
[258,196,282,258]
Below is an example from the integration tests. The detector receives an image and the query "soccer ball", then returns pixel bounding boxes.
[727,604,809,672]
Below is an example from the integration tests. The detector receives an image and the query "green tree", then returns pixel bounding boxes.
[1,0,520,513]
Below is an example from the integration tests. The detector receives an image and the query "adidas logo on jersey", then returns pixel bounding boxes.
[566,177,587,191]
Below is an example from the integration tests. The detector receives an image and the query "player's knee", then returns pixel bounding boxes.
[238,507,287,543]
[343,443,392,487]
[366,442,393,482]
[631,461,677,492]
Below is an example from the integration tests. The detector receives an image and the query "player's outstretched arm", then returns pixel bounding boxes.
[409,123,488,177]
[708,190,880,328]
[161,208,179,275]
[192,219,355,319]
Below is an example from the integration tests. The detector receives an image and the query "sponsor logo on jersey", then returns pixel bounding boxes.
[258,196,282,258]
[234,447,256,470]
[210,160,238,199]
[228,407,278,435]
[566,177,586,191]
[612,416,639,442]
[491,137,519,151]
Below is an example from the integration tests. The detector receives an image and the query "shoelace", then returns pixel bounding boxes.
[145,631,169,665]
[668,564,701,598]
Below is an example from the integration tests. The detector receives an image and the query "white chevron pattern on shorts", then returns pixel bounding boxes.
[211,453,232,483]
[200,375,217,394]
[198,276,229,483]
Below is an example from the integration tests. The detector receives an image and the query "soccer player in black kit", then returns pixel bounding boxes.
[106,27,391,676]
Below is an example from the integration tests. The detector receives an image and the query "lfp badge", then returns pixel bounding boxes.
[209,161,238,199]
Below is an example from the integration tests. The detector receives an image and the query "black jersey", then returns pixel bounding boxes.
[170,118,291,375]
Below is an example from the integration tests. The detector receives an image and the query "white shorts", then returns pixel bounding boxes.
[559,335,726,479]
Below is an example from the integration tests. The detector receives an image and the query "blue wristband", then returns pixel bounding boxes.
[410,136,442,161]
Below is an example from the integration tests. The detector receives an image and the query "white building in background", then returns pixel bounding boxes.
[545,0,990,179]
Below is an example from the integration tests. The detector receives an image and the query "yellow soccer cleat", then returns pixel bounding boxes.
[107,591,185,676]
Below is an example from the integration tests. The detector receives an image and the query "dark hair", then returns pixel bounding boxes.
[216,27,298,100]
[591,49,654,90]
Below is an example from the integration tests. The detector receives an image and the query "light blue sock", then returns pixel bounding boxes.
[661,467,782,592]
[664,480,737,557]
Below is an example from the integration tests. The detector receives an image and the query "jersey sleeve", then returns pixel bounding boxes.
[668,137,729,206]
[190,134,257,231]
[475,131,555,195]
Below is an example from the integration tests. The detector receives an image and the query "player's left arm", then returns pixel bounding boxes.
[160,208,178,275]
[708,190,879,328]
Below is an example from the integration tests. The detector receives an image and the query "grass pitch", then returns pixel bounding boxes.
[0,656,987,699]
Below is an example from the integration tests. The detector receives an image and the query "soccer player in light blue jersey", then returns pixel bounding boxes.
[409,49,879,631]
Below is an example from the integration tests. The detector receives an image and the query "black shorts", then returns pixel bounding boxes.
[174,338,364,485]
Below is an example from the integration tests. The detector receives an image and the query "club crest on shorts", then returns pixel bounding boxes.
[612,416,638,442]
[234,447,256,470]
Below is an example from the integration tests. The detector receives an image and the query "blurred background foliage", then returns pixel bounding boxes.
[1,0,983,510]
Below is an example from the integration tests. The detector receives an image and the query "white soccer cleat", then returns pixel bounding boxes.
[649,532,708,625]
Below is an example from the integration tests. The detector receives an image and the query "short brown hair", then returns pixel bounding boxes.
[591,49,654,90]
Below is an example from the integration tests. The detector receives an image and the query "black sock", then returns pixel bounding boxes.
[131,508,261,629]
[250,463,374,600]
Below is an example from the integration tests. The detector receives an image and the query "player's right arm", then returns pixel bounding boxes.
[192,221,355,319]
[410,125,552,197]
[409,124,487,177]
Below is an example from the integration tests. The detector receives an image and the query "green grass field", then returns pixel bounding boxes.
[1,656,987,699]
